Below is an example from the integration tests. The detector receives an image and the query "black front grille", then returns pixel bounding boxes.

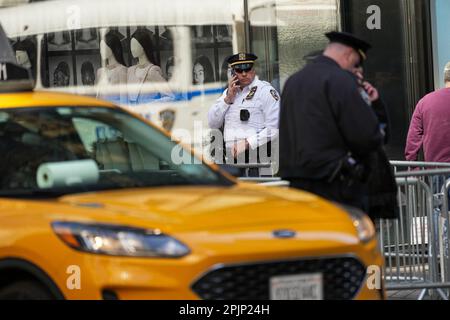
[192,257,366,300]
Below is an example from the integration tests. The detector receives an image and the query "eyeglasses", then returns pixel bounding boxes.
[233,66,253,74]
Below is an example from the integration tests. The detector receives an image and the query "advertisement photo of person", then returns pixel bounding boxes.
[52,61,71,87]
[80,61,96,86]
[76,56,101,86]
[193,55,215,85]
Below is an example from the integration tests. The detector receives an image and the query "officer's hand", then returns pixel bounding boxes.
[362,81,379,102]
[224,76,240,105]
[231,139,249,158]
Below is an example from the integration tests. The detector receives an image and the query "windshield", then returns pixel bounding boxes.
[0,106,232,197]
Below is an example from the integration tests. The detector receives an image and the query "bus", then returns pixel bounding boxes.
[0,0,339,158]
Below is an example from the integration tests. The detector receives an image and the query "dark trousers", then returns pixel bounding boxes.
[288,178,369,212]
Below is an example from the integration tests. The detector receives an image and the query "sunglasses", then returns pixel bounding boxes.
[233,66,253,74]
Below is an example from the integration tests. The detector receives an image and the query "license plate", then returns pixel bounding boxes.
[270,273,323,300]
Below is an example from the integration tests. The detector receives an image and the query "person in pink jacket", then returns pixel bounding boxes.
[405,62,450,162]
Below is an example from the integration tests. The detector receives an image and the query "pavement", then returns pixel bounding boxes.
[388,289,448,300]
[388,290,425,300]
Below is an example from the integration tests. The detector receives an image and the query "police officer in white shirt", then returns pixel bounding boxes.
[208,53,280,174]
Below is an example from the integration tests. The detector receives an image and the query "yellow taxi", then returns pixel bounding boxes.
[0,89,384,300]
[0,31,384,299]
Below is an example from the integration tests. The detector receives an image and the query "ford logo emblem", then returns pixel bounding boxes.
[273,230,296,239]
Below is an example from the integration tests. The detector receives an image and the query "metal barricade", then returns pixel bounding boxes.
[228,162,273,178]
[381,161,450,300]
[233,160,450,299]
[233,163,290,187]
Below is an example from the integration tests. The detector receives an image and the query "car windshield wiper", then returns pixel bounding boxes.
[0,178,235,199]
[0,184,126,199]
[0,189,75,199]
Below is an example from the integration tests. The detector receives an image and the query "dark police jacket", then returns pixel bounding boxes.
[279,56,384,180]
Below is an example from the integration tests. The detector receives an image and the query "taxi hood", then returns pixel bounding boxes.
[57,185,354,233]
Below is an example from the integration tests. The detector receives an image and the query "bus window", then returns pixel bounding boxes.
[39,25,175,106]
[191,25,233,87]
[42,30,93,88]
[126,26,175,105]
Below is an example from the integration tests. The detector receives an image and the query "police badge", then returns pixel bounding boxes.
[270,89,279,101]
[159,109,176,132]
[246,86,257,100]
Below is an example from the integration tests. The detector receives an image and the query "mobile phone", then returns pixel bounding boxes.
[230,69,240,86]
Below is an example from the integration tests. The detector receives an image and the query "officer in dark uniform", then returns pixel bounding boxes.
[279,32,384,211]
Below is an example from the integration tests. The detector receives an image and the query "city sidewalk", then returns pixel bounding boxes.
[388,289,448,300]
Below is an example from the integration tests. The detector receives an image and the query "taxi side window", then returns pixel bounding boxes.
[73,117,162,172]
[191,25,233,86]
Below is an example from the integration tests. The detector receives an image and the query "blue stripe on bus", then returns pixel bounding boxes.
[172,87,225,101]
[101,87,225,104]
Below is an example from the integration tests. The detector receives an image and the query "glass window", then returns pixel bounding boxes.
[39,25,176,105]
[191,25,234,86]
[342,0,423,160]
[249,0,340,91]
[432,0,450,89]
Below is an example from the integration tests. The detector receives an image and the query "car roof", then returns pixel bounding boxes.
[0,90,116,109]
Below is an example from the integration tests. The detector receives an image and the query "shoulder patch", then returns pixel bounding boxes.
[246,86,258,100]
[270,89,279,101]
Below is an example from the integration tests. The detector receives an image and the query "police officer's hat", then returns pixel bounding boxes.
[325,31,371,61]
[227,52,258,69]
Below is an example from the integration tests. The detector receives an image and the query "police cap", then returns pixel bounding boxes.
[227,52,258,68]
[325,31,371,61]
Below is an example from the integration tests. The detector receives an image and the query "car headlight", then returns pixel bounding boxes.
[339,205,376,243]
[52,222,190,258]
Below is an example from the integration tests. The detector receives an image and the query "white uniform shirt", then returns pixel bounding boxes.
[208,76,280,149]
